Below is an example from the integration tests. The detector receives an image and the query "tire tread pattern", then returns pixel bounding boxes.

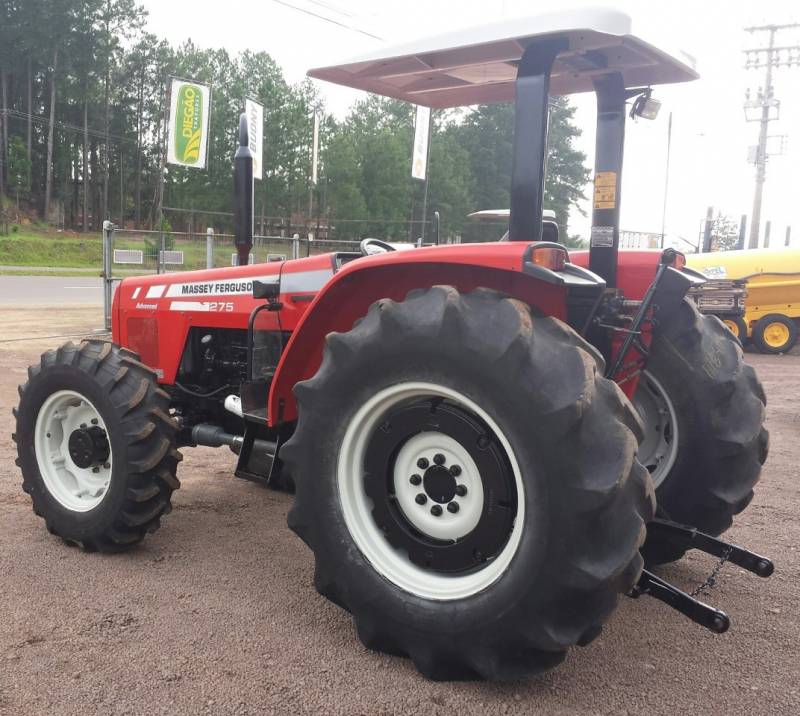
[282,286,654,680]
[642,300,768,564]
[13,340,181,552]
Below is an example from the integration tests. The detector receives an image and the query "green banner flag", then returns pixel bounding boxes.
[167,78,212,169]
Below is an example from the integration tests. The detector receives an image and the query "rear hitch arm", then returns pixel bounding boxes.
[629,519,775,634]
[647,518,775,578]
[629,569,731,634]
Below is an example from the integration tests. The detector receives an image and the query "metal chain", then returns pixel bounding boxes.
[690,546,733,597]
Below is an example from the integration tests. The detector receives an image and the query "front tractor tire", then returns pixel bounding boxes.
[282,286,654,681]
[13,340,182,552]
[634,299,768,565]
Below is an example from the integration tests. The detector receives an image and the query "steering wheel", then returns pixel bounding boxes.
[360,238,397,256]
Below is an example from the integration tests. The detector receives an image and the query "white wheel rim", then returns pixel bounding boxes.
[632,371,679,490]
[393,432,484,541]
[337,382,525,601]
[34,390,113,512]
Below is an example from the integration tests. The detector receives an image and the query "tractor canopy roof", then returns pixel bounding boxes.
[468,209,556,222]
[307,7,698,108]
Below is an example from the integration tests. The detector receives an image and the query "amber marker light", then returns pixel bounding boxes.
[530,245,568,270]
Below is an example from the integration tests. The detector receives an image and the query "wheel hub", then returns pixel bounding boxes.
[337,381,525,601]
[764,322,789,348]
[632,371,679,490]
[363,398,517,574]
[423,464,457,503]
[68,426,110,469]
[34,390,113,512]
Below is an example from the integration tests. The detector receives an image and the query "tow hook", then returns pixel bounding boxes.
[628,518,774,633]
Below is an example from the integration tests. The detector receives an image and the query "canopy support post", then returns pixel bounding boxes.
[508,38,565,243]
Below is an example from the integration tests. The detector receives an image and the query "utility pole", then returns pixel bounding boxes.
[701,206,714,253]
[743,23,800,248]
[660,111,673,248]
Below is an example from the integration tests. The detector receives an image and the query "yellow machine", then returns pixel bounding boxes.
[687,248,800,353]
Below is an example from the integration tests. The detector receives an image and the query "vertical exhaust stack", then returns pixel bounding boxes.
[234,113,254,267]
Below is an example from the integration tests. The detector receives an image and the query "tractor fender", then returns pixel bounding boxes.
[268,251,568,425]
[570,248,662,299]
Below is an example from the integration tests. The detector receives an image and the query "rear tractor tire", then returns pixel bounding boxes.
[634,299,768,565]
[282,286,654,680]
[13,340,182,552]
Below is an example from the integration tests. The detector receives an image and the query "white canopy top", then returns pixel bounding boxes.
[468,209,556,221]
[308,8,697,108]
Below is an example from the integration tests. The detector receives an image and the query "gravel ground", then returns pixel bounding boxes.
[1,308,798,716]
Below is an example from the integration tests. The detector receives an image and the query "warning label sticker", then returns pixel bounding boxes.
[590,226,615,248]
[593,171,617,209]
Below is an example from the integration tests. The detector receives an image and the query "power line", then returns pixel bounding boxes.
[1,108,139,146]
[306,0,356,19]
[270,0,383,41]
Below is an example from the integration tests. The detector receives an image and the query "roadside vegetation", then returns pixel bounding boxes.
[0,1,590,248]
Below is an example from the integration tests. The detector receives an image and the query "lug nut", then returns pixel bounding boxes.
[447,502,459,514]
[433,453,445,465]
[103,462,110,469]
[455,484,468,497]
[409,474,422,486]
[91,418,98,425]
[430,505,443,516]
[449,465,462,477]
[92,467,100,473]
[415,493,427,505]
[80,423,87,429]
[416,457,429,469]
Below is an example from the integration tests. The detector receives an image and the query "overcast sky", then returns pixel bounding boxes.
[140,0,799,249]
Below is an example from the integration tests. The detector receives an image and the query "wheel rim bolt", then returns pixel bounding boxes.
[433,453,446,465]
[46,432,51,438]
[92,467,99,474]
[430,505,443,516]
[409,474,422,486]
[415,493,427,505]
[103,463,110,470]
[477,435,489,450]
[447,502,459,514]
[449,464,461,477]
[455,484,467,497]
[80,423,87,429]
[91,418,98,425]
[416,457,429,469]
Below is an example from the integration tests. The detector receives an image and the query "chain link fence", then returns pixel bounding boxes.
[101,225,453,328]
[109,228,363,275]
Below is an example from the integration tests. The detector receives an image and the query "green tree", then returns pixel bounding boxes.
[710,213,741,251]
[454,99,589,242]
[8,134,32,203]
[323,121,366,240]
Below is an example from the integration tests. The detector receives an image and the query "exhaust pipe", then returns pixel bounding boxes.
[191,423,276,457]
[234,113,254,267]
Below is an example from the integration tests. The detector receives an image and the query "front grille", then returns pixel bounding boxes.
[697,295,737,311]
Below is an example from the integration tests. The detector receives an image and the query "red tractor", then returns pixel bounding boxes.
[13,10,771,680]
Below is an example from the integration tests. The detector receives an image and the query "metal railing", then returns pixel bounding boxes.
[101,224,363,329]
